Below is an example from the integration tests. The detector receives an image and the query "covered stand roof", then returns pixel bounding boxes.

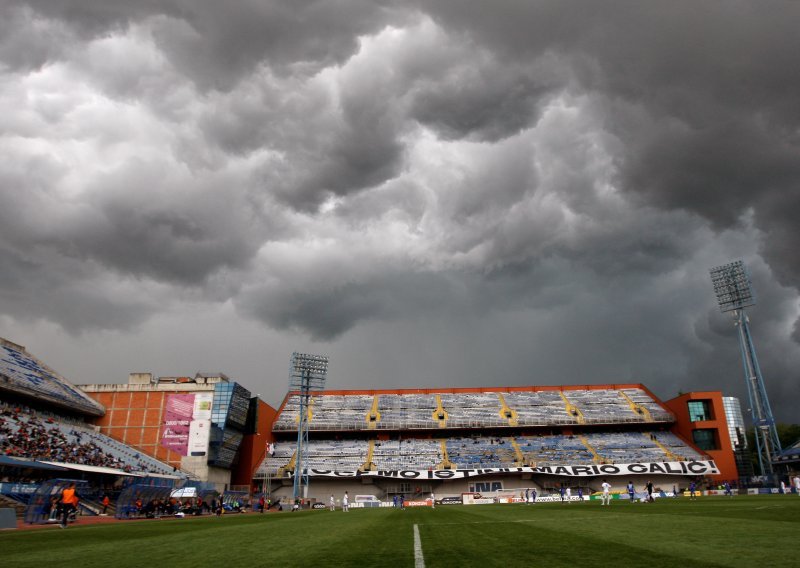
[0,337,105,417]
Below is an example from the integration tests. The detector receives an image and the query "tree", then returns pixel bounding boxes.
[744,423,800,471]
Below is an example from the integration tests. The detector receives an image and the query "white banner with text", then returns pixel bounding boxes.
[291,460,718,479]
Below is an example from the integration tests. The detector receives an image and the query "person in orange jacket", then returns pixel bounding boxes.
[60,483,79,528]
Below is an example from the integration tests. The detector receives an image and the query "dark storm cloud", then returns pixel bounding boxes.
[0,247,154,332]
[238,270,459,340]
[1,1,799,421]
[0,146,259,285]
[419,0,800,287]
[409,55,562,142]
[0,4,76,72]
[11,0,407,87]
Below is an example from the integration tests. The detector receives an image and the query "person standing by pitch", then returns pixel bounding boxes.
[59,482,78,528]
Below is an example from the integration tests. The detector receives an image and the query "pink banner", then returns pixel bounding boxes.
[160,394,195,456]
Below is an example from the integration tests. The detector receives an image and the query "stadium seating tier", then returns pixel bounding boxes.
[272,388,674,432]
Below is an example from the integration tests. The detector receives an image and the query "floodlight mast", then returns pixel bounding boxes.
[709,260,781,476]
[289,352,328,503]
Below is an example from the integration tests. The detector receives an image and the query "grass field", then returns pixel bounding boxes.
[2,496,798,567]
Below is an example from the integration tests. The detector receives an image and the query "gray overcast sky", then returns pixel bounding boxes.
[1,1,798,421]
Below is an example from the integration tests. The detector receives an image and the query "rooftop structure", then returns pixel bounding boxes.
[0,337,104,417]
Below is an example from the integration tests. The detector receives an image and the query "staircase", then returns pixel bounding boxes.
[578,435,603,464]
[437,440,454,469]
[294,398,315,426]
[278,450,297,477]
[647,433,681,460]
[510,438,526,465]
[431,395,449,428]
[497,393,519,426]
[361,440,376,471]
[366,395,381,430]
[559,392,586,424]
[619,391,654,422]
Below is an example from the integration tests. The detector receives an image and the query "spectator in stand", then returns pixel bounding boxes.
[0,413,127,469]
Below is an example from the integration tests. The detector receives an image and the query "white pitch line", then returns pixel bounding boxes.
[413,524,426,568]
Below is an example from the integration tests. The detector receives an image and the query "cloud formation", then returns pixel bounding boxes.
[1,1,799,421]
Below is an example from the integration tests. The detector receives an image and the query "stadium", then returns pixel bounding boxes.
[0,334,756,513]
[256,382,729,506]
[2,336,800,567]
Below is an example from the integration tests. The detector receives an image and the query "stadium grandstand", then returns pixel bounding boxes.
[0,337,189,523]
[255,385,736,504]
[0,337,179,476]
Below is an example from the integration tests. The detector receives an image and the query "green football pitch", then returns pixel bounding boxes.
[2,496,798,567]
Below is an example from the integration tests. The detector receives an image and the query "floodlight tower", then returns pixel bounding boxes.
[289,352,328,503]
[710,260,781,475]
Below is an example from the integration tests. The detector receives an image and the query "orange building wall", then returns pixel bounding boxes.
[232,400,279,488]
[86,389,186,468]
[663,392,738,482]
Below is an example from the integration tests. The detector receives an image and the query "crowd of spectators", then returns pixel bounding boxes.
[0,403,134,471]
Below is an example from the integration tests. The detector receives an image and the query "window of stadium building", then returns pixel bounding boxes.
[687,400,712,422]
[692,429,718,451]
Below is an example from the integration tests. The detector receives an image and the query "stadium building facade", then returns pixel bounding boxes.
[80,373,266,488]
[254,384,738,503]
[664,392,742,482]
